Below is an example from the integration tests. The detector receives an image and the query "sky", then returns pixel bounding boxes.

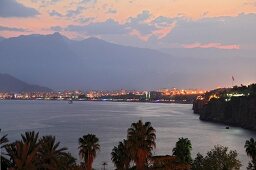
[0,0,256,89]
[0,0,256,50]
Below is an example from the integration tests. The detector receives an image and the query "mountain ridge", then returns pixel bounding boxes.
[0,32,255,90]
[0,37,5,42]
[0,33,181,90]
[0,73,52,93]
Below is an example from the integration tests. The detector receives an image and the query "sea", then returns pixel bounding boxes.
[0,100,255,169]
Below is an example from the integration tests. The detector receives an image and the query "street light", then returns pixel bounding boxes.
[102,161,107,170]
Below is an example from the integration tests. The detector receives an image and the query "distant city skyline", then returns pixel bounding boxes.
[0,87,207,105]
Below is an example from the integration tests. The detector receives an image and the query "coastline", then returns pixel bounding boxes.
[0,98,194,104]
[0,101,254,169]
[193,95,256,131]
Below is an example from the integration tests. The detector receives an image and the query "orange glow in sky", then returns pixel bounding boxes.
[1,0,256,38]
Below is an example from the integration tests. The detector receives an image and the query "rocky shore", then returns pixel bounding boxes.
[193,84,256,130]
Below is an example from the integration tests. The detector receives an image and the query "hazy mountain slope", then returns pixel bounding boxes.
[0,37,5,42]
[0,33,255,90]
[0,33,184,90]
[69,37,183,89]
[0,33,84,90]
[0,73,52,92]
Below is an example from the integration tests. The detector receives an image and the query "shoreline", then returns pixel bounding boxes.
[0,98,194,104]
[193,95,256,131]
[0,102,254,169]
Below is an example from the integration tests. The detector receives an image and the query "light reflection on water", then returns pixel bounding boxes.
[0,100,255,169]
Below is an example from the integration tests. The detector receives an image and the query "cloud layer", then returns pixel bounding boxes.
[0,0,256,51]
[0,0,38,17]
[57,12,256,51]
[0,25,28,32]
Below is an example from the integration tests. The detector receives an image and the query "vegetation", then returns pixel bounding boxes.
[111,139,131,170]
[193,83,256,131]
[127,120,156,170]
[195,83,256,103]
[245,138,256,170]
[1,131,96,170]
[1,120,255,170]
[0,130,12,169]
[191,153,204,170]
[5,131,40,170]
[38,135,70,169]
[192,145,241,170]
[172,137,192,164]
[78,134,100,170]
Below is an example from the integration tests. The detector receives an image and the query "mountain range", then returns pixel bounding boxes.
[0,32,255,90]
[0,37,5,42]
[0,73,52,93]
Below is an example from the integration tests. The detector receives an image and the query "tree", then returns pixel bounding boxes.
[1,131,12,169]
[245,138,256,170]
[58,152,77,170]
[78,134,100,170]
[111,139,131,170]
[191,153,204,170]
[5,131,40,170]
[201,145,241,170]
[38,135,69,169]
[127,120,156,170]
[172,137,192,164]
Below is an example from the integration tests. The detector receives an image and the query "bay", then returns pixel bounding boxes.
[0,100,255,169]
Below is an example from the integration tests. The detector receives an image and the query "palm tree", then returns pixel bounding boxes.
[172,137,192,164]
[38,135,69,169]
[111,139,131,170]
[58,152,77,170]
[127,120,156,170]
[245,138,256,169]
[0,133,8,145]
[21,131,39,145]
[1,131,12,169]
[78,134,100,170]
[5,131,40,170]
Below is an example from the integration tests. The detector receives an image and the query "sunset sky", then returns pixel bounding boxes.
[1,0,256,51]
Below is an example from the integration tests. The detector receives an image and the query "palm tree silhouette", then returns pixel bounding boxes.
[78,134,100,170]
[172,137,192,164]
[127,120,156,170]
[111,139,131,170]
[38,135,68,169]
[5,131,40,170]
[245,138,256,169]
[1,130,12,169]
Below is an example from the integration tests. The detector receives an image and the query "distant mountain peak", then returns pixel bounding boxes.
[86,37,101,40]
[81,37,117,46]
[84,37,106,42]
[51,32,63,37]
[1,32,248,90]
[52,32,61,35]
[48,32,67,40]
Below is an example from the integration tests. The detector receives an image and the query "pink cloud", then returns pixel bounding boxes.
[129,29,150,42]
[182,42,240,50]
[153,23,175,39]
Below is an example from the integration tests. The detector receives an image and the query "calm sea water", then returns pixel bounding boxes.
[0,100,256,169]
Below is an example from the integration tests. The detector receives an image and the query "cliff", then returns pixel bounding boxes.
[193,84,256,130]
